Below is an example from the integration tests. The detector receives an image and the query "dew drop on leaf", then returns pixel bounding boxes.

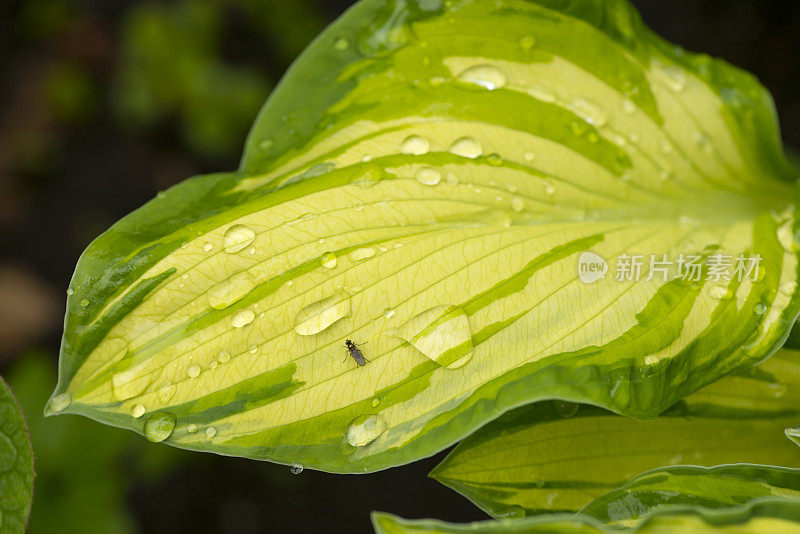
[223,224,256,254]
[130,403,145,418]
[290,463,304,475]
[321,252,337,269]
[349,247,376,261]
[231,309,256,328]
[346,414,388,447]
[144,413,176,443]
[49,393,72,413]
[448,137,482,159]
[208,273,256,310]
[294,293,351,336]
[415,167,441,186]
[457,65,506,90]
[397,305,473,369]
[205,426,217,438]
[401,135,430,155]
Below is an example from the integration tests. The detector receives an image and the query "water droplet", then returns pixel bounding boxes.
[208,272,256,310]
[449,137,482,159]
[351,164,383,188]
[693,132,714,154]
[755,302,767,315]
[187,424,198,433]
[144,413,176,443]
[231,309,256,328]
[570,99,608,127]
[203,242,213,252]
[659,64,687,92]
[644,355,659,365]
[345,414,388,447]
[780,281,797,296]
[259,139,273,150]
[79,299,89,307]
[249,345,258,354]
[187,364,201,378]
[383,307,395,319]
[217,349,231,363]
[510,197,525,212]
[350,247,376,261]
[397,305,473,368]
[553,400,579,418]
[66,288,74,296]
[523,151,535,162]
[130,403,146,418]
[205,426,217,438]
[709,285,732,300]
[457,64,506,90]
[321,252,337,269]
[294,293,352,336]
[518,35,536,50]
[543,181,555,195]
[622,99,636,114]
[415,167,441,186]
[401,135,430,155]
[371,397,382,408]
[486,153,502,166]
[223,225,256,254]
[334,37,349,51]
[290,463,304,475]
[49,392,72,413]
[158,381,176,403]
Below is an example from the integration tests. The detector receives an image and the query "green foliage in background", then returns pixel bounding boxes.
[0,377,33,534]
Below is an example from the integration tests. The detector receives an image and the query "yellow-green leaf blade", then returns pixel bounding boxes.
[50,0,800,473]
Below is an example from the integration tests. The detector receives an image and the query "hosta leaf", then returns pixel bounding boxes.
[50,0,800,472]
[0,377,34,534]
[371,501,800,534]
[431,348,800,517]
[580,465,800,529]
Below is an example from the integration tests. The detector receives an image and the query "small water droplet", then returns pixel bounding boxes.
[780,281,797,296]
[511,197,525,212]
[49,392,72,413]
[553,400,579,418]
[144,413,176,443]
[709,285,732,300]
[187,424,198,433]
[66,288,74,296]
[397,305,473,368]
[445,172,459,185]
[622,99,636,114]
[415,167,441,186]
[570,99,608,127]
[79,299,89,307]
[371,397,382,408]
[350,247,376,261]
[321,252,337,269]
[259,139,273,150]
[457,64,506,90]
[203,242,213,252]
[187,364,201,378]
[290,463,304,475]
[131,403,146,418]
[448,137,482,159]
[401,135,430,155]
[523,151,535,162]
[294,293,351,336]
[383,307,395,318]
[345,414,388,447]
[231,309,256,328]
[334,37,349,51]
[351,164,383,188]
[217,349,231,363]
[486,153,502,166]
[223,225,256,254]
[755,302,767,315]
[249,345,258,354]
[205,426,217,438]
[659,64,687,92]
[543,181,555,195]
[518,35,536,50]
[208,272,256,310]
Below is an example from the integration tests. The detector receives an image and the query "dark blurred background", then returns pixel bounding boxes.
[0,1,798,533]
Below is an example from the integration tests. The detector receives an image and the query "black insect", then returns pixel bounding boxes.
[344,339,369,367]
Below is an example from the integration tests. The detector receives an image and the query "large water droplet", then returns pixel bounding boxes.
[397,305,473,368]
[448,137,482,159]
[231,309,256,328]
[415,167,441,186]
[144,412,176,442]
[49,392,72,413]
[349,247,376,261]
[401,135,430,155]
[457,65,506,90]
[345,414,388,447]
[208,272,256,310]
[294,293,351,336]
[205,426,217,438]
[223,225,256,254]
[321,252,337,269]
